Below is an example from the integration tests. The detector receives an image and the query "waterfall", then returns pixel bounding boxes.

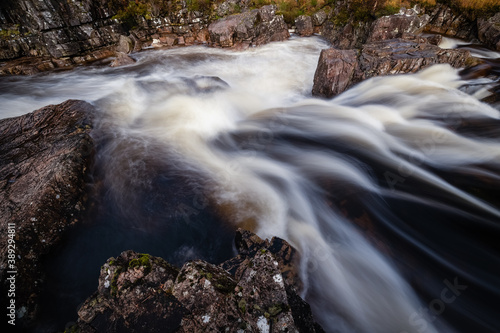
[1,36,499,333]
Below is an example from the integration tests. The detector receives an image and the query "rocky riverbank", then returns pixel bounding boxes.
[1,1,499,76]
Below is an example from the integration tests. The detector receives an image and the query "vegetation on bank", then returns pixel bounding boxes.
[107,0,500,30]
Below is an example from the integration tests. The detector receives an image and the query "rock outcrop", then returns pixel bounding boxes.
[0,99,95,326]
[367,9,429,42]
[208,5,289,48]
[477,12,500,52]
[73,229,324,332]
[295,15,314,37]
[312,38,474,98]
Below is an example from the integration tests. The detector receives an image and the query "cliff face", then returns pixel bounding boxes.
[0,0,121,60]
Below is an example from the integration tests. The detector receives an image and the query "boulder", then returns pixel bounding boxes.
[367,12,429,42]
[72,229,324,332]
[0,100,95,326]
[312,49,358,98]
[477,13,500,52]
[423,3,477,40]
[110,52,136,67]
[295,15,314,37]
[115,35,134,54]
[312,39,473,98]
[208,5,289,48]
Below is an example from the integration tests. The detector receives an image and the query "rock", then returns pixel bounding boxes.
[312,49,358,98]
[312,10,328,26]
[423,3,476,40]
[208,5,289,48]
[477,13,500,52]
[110,52,136,67]
[312,39,473,98]
[368,13,429,42]
[321,20,372,49]
[295,15,314,37]
[73,229,324,332]
[115,35,134,54]
[0,100,94,326]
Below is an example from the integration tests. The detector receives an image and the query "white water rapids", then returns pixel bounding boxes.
[1,36,499,333]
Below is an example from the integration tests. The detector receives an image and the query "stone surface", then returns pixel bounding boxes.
[295,15,314,37]
[208,5,289,48]
[73,229,324,332]
[368,12,429,42]
[312,39,473,98]
[110,52,136,67]
[115,35,134,54]
[0,100,95,326]
[423,3,477,40]
[477,13,500,52]
[312,48,358,98]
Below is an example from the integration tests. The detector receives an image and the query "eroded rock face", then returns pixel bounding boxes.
[73,229,324,332]
[208,5,289,48]
[0,100,95,326]
[477,13,500,52]
[423,3,477,40]
[312,39,473,98]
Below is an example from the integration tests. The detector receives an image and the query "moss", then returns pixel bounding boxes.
[238,299,247,314]
[63,324,79,333]
[0,28,20,40]
[267,303,290,317]
[128,253,152,274]
[112,0,150,30]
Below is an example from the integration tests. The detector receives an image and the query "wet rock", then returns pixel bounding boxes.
[73,229,323,332]
[312,39,473,98]
[208,5,289,48]
[110,52,136,68]
[477,13,500,52]
[312,49,358,98]
[0,100,95,326]
[295,15,314,37]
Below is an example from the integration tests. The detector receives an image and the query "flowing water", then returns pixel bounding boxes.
[1,36,499,333]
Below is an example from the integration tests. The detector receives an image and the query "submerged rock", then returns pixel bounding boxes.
[312,38,473,98]
[109,52,136,68]
[73,229,324,332]
[0,100,95,326]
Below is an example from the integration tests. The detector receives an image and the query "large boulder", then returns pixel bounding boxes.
[0,100,95,326]
[367,10,430,42]
[312,49,358,97]
[423,3,477,40]
[312,39,473,98]
[477,12,500,52]
[208,5,289,48]
[295,15,314,37]
[73,229,324,332]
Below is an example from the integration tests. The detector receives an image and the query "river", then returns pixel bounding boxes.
[0,36,499,333]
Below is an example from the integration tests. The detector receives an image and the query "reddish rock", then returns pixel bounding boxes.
[477,13,500,52]
[0,100,95,327]
[312,49,358,98]
[312,39,473,98]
